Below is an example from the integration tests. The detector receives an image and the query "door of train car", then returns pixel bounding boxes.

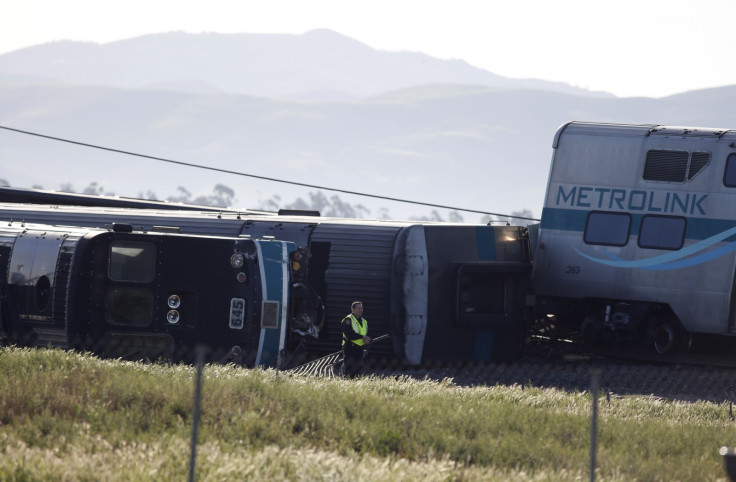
[4,227,83,347]
[72,229,294,366]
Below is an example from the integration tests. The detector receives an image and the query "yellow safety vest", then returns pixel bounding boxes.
[342,313,368,347]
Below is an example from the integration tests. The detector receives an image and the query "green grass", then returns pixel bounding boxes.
[0,346,733,481]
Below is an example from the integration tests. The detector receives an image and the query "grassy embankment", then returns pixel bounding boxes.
[0,346,733,481]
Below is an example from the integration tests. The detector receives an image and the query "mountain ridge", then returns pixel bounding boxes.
[0,30,614,101]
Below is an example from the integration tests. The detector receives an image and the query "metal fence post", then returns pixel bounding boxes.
[188,346,206,482]
[590,368,601,482]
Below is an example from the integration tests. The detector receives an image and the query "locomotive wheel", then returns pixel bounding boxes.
[647,316,689,355]
[580,315,602,346]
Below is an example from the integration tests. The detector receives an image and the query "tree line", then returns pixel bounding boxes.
[0,179,533,225]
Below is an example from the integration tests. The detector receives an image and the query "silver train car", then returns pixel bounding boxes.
[0,190,532,366]
[532,121,736,353]
[0,220,295,366]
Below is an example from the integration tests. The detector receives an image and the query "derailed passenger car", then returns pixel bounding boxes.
[0,190,532,366]
[0,221,295,366]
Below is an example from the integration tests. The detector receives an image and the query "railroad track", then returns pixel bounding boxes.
[288,334,736,403]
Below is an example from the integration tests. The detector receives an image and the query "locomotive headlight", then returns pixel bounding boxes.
[167,310,180,324]
[230,253,245,268]
[167,294,181,309]
[292,261,301,271]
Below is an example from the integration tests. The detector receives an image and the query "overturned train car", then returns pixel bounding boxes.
[0,220,295,366]
[0,191,532,366]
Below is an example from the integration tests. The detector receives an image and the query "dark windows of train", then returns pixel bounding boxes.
[35,275,51,311]
[724,154,736,187]
[105,288,152,325]
[458,271,505,315]
[638,215,686,250]
[643,150,689,182]
[584,211,631,246]
[455,263,529,328]
[108,242,156,282]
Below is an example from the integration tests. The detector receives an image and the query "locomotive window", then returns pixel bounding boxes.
[105,288,152,326]
[638,215,686,250]
[584,212,631,246]
[109,242,156,282]
[724,154,736,187]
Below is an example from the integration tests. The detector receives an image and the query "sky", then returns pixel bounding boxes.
[4,0,736,99]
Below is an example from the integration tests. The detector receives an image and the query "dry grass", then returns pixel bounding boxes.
[0,346,733,481]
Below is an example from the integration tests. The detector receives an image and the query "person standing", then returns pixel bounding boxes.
[341,301,371,378]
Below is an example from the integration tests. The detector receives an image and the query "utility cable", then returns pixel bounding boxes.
[0,125,540,221]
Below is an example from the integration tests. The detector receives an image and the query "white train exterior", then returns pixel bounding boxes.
[532,121,736,353]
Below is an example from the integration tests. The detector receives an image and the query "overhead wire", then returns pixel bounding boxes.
[0,125,540,222]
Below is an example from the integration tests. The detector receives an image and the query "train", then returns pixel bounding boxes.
[0,190,533,367]
[533,121,736,354]
[6,120,735,364]
[0,219,296,366]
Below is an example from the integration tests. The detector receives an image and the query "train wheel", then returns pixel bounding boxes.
[580,315,602,346]
[647,316,689,355]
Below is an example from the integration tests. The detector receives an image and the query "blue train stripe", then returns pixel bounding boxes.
[542,207,736,242]
[542,207,736,270]
[475,226,496,260]
[253,240,291,368]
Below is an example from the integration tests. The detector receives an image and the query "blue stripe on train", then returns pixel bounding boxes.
[255,241,292,368]
[541,207,736,242]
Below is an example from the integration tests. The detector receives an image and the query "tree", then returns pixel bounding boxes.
[167,187,192,204]
[257,191,377,218]
[483,209,536,226]
[410,209,464,223]
[191,184,235,207]
[82,182,115,196]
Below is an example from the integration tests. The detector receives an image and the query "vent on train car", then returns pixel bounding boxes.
[643,150,711,182]
[688,152,711,179]
[277,209,320,216]
[261,301,280,329]
[152,226,181,233]
[643,150,688,182]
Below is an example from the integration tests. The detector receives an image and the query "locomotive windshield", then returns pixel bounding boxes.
[108,242,156,282]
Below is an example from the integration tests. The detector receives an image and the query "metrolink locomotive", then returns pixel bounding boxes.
[0,220,296,366]
[533,121,736,354]
[0,191,533,366]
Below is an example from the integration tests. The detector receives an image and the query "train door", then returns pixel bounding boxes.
[8,230,64,323]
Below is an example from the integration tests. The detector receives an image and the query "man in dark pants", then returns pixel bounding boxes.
[341,301,371,378]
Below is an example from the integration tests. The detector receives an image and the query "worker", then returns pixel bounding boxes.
[341,301,371,378]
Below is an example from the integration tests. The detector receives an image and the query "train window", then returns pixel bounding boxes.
[109,242,156,282]
[724,154,736,187]
[584,212,631,246]
[638,215,686,250]
[105,288,152,326]
[455,263,529,328]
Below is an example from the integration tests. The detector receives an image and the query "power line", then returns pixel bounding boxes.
[0,125,540,221]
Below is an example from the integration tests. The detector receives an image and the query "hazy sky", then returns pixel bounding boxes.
[4,0,736,98]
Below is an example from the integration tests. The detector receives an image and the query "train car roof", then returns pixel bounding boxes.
[553,121,736,148]
[0,201,494,228]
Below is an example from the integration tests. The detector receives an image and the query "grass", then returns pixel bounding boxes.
[0,346,734,481]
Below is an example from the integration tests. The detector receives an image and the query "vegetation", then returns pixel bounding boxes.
[0,346,733,481]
